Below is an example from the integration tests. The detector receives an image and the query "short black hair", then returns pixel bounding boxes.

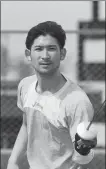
[25,21,66,50]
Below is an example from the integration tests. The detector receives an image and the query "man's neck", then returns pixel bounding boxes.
[36,71,66,94]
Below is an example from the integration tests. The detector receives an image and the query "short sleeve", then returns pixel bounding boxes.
[17,75,37,112]
[17,81,24,112]
[66,91,94,142]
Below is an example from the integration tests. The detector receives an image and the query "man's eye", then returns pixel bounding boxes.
[35,48,42,51]
[48,47,56,51]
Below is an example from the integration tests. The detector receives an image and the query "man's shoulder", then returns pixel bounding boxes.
[64,80,94,119]
[18,74,37,90]
[64,78,90,104]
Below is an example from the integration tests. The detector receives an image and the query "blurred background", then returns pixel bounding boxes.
[1,1,105,169]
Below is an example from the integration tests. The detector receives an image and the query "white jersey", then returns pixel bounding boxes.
[17,74,94,169]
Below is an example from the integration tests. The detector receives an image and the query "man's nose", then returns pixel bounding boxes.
[42,49,50,59]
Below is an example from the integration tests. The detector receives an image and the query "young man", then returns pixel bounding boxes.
[7,21,97,169]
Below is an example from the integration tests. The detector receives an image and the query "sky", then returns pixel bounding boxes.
[1,1,105,31]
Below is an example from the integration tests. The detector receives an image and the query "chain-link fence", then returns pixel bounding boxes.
[1,28,105,169]
[1,83,105,149]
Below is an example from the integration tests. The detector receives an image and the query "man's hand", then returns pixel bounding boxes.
[74,133,97,155]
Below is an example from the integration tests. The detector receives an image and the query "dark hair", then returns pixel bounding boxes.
[25,21,66,50]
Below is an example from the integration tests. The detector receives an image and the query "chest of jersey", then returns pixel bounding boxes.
[24,90,68,128]
[23,91,73,152]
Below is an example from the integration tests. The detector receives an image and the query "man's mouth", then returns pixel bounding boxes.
[40,62,52,65]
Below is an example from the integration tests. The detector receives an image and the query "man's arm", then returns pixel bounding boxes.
[7,113,27,169]
[66,91,96,165]
[71,99,96,165]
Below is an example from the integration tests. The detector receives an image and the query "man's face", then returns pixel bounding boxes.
[27,34,66,75]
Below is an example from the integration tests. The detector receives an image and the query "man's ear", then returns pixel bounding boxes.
[60,48,67,61]
[25,49,31,61]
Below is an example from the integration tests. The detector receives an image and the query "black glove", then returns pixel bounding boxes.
[74,133,97,156]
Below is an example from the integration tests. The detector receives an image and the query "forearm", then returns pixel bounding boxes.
[7,162,19,169]
[8,124,27,165]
